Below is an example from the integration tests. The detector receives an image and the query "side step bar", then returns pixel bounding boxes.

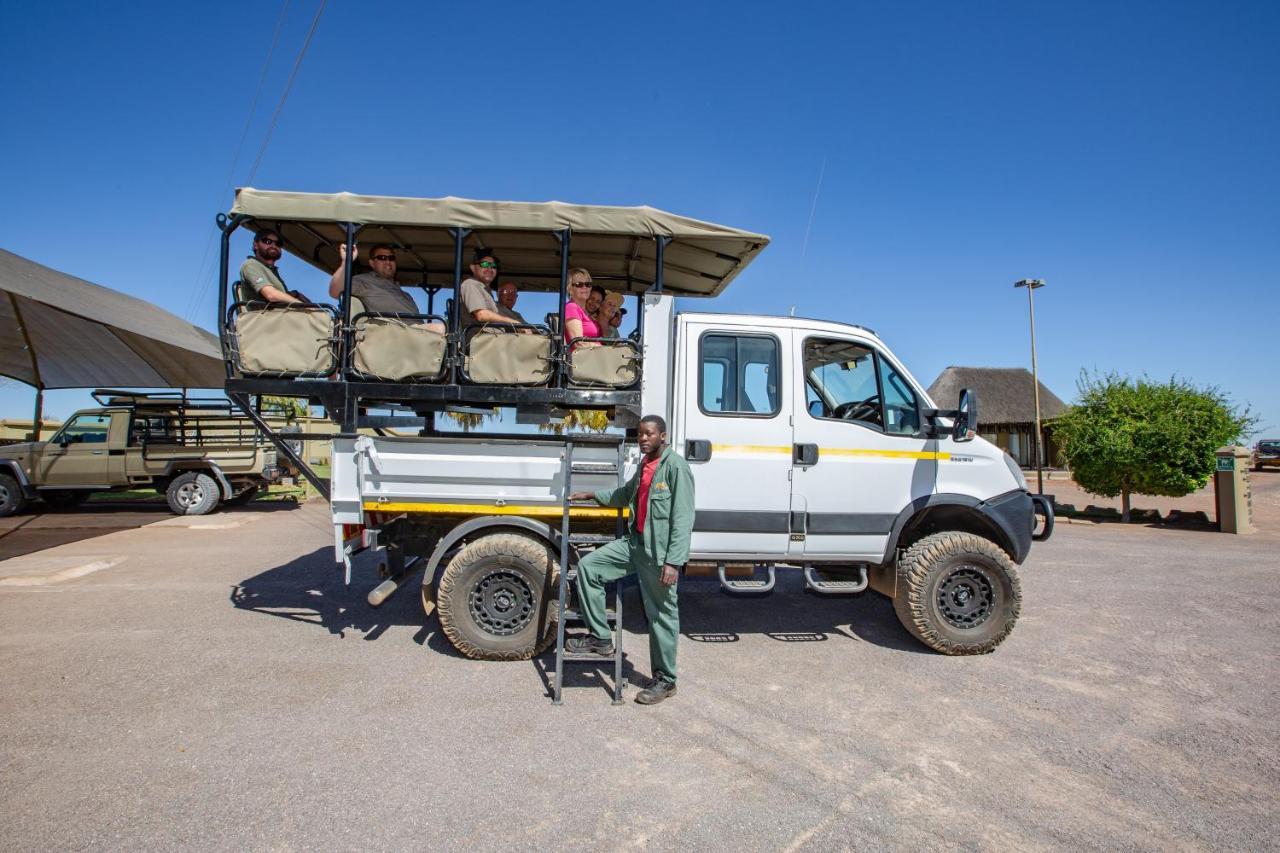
[804,563,868,594]
[718,562,776,594]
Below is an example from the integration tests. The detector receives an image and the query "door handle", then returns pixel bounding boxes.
[685,439,712,462]
[793,443,819,466]
[91,450,106,455]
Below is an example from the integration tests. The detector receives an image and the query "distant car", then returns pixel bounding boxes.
[1255,439,1280,471]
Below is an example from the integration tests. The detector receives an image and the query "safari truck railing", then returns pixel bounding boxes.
[214,189,768,498]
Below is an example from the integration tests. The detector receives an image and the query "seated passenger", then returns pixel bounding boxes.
[328,244,444,331]
[587,285,605,319]
[565,268,601,347]
[595,292,624,339]
[240,230,305,305]
[460,248,521,329]
[495,281,527,323]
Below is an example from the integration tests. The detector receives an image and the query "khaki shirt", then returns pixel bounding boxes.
[351,272,417,314]
[239,257,286,299]
[459,277,498,326]
[495,304,526,323]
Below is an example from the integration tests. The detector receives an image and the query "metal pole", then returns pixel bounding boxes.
[556,228,572,387]
[1015,279,1046,494]
[449,227,471,385]
[32,388,43,441]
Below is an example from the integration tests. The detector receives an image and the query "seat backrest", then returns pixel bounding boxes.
[348,295,367,316]
[351,315,445,382]
[234,306,337,376]
[544,313,562,337]
[568,340,641,388]
[465,331,553,385]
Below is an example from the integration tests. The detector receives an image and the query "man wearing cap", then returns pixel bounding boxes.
[460,248,521,328]
[239,230,302,304]
[495,281,527,324]
[567,414,694,705]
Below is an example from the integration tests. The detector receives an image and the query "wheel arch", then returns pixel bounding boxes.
[0,459,37,498]
[421,515,563,593]
[163,461,233,500]
[883,493,1023,567]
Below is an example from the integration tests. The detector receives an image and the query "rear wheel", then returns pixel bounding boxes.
[41,490,91,510]
[0,473,27,518]
[435,532,559,660]
[165,471,220,516]
[893,531,1021,655]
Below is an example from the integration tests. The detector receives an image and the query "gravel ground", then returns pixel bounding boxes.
[1,478,1277,851]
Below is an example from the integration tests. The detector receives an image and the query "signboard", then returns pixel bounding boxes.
[1216,456,1235,472]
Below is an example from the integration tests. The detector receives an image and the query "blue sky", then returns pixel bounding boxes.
[2,1,1277,434]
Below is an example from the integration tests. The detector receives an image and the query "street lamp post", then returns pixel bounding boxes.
[1014,279,1046,494]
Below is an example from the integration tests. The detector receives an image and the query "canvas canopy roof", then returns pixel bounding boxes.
[230,188,770,297]
[0,249,225,390]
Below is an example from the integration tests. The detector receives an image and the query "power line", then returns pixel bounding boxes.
[246,0,327,185]
[184,0,293,323]
[799,154,827,267]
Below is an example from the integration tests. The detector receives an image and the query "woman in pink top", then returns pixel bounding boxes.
[564,267,601,346]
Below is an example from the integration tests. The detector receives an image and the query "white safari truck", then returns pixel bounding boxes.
[216,189,1052,673]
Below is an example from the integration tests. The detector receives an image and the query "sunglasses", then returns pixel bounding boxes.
[477,261,498,269]
[257,237,282,247]
[570,280,592,287]
[371,255,395,262]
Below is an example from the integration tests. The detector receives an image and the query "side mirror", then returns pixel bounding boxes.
[953,388,978,442]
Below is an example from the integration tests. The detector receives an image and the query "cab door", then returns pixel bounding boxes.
[675,320,794,560]
[40,412,115,486]
[789,333,937,561]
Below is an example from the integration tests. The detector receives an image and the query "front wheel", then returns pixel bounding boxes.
[0,472,27,518]
[165,472,220,516]
[435,532,559,660]
[893,531,1021,655]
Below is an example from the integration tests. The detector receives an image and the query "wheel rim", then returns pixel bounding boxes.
[176,481,205,509]
[0,482,10,505]
[468,569,536,637]
[936,566,995,629]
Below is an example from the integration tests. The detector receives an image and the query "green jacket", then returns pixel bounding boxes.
[594,446,695,566]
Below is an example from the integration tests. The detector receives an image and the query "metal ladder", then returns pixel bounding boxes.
[552,438,627,705]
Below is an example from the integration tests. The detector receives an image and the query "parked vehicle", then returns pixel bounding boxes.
[0,390,283,517]
[215,189,1052,660]
[1254,439,1280,471]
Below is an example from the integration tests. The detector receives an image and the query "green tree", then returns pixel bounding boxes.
[260,395,308,422]
[538,409,610,435]
[1054,372,1253,521]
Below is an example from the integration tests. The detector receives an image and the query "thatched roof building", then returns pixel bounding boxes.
[927,367,1069,467]
[927,367,1067,426]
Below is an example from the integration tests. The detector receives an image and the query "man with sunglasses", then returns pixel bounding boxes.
[460,248,521,328]
[327,243,423,315]
[240,230,302,305]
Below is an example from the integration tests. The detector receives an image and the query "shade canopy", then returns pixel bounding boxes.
[230,188,770,297]
[0,249,225,390]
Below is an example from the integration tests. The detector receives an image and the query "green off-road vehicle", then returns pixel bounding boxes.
[0,390,284,517]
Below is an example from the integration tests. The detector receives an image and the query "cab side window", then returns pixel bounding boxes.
[699,333,780,417]
[804,337,921,435]
[58,414,111,444]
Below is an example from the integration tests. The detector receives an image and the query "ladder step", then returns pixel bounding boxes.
[570,462,619,475]
[560,651,620,663]
[562,607,617,624]
[568,533,616,544]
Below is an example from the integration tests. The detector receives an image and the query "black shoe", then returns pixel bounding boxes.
[565,635,614,656]
[635,677,677,705]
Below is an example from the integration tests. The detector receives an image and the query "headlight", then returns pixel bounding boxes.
[1003,452,1027,490]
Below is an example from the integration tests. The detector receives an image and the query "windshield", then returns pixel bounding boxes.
[1259,441,1280,452]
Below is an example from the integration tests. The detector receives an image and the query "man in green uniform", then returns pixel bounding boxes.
[239,230,303,305]
[567,415,695,705]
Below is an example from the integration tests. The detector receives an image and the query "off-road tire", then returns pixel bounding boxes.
[893,531,1021,655]
[435,532,559,660]
[40,490,91,510]
[165,471,220,516]
[0,472,26,518]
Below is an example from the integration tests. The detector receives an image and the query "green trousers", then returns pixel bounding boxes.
[576,534,679,685]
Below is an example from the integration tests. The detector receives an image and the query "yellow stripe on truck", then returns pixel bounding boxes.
[710,444,951,461]
[362,501,627,518]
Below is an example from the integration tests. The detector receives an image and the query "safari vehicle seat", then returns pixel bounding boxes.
[463,325,554,385]
[229,280,337,377]
[348,295,447,383]
[566,339,641,388]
